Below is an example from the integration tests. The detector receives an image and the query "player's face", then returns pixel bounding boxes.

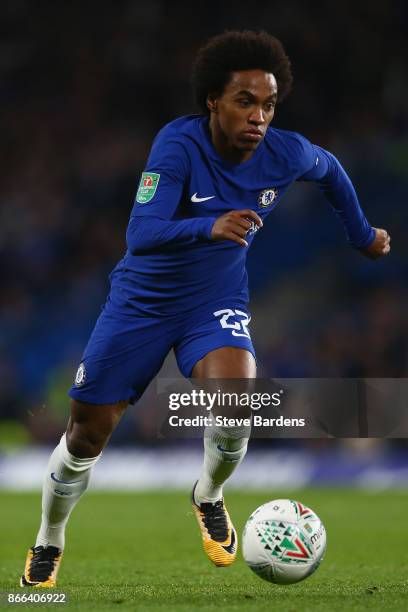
[207,69,277,163]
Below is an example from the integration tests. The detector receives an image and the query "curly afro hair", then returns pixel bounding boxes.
[192,30,293,114]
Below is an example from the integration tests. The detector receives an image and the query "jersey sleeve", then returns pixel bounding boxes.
[292,132,321,179]
[126,215,215,254]
[130,131,190,220]
[298,142,375,249]
[126,128,216,253]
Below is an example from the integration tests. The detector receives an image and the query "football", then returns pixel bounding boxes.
[242,499,326,585]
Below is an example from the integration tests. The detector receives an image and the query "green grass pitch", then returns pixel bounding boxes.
[1,489,408,611]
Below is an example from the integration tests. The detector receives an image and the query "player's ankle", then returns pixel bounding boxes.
[194,477,223,505]
[35,521,66,551]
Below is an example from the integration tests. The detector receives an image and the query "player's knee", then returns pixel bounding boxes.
[65,420,101,457]
[66,425,106,458]
[66,399,126,458]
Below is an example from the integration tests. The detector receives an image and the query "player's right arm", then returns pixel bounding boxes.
[126,131,216,253]
[127,128,262,253]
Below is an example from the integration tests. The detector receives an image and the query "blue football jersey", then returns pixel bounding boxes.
[109,115,371,316]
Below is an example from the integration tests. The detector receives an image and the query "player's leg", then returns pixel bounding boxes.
[175,306,256,567]
[189,347,255,566]
[21,399,128,588]
[21,302,178,587]
[192,347,255,504]
[37,399,128,549]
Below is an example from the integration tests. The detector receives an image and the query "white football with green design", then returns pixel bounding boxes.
[242,499,326,585]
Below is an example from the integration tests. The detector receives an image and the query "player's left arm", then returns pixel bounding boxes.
[298,144,390,259]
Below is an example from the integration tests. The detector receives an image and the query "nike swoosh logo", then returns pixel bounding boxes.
[222,529,236,554]
[217,445,239,462]
[217,445,230,452]
[51,472,81,484]
[191,193,215,203]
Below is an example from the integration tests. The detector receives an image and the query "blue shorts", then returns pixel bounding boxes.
[69,299,255,405]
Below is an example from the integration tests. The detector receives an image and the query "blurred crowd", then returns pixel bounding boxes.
[0,1,407,445]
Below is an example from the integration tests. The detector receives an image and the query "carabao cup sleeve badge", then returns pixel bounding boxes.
[136,172,160,204]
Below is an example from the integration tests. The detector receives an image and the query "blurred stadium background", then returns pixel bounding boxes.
[1,0,407,490]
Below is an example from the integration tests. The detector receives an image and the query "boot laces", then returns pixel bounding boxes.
[201,500,229,542]
[29,546,60,582]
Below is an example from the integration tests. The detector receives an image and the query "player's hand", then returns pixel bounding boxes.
[360,228,391,260]
[211,209,263,247]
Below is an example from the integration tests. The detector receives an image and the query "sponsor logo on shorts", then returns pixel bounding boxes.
[74,362,86,387]
[258,187,278,208]
[136,172,160,203]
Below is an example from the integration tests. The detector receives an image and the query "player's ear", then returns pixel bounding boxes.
[206,95,218,113]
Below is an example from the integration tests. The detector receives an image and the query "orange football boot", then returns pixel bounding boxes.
[20,545,62,588]
[192,482,237,567]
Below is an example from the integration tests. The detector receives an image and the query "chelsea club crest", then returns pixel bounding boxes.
[75,362,86,387]
[258,187,278,208]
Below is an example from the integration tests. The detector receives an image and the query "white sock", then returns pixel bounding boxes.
[35,432,101,550]
[195,417,251,504]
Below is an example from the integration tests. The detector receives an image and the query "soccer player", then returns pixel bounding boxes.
[20,31,390,587]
